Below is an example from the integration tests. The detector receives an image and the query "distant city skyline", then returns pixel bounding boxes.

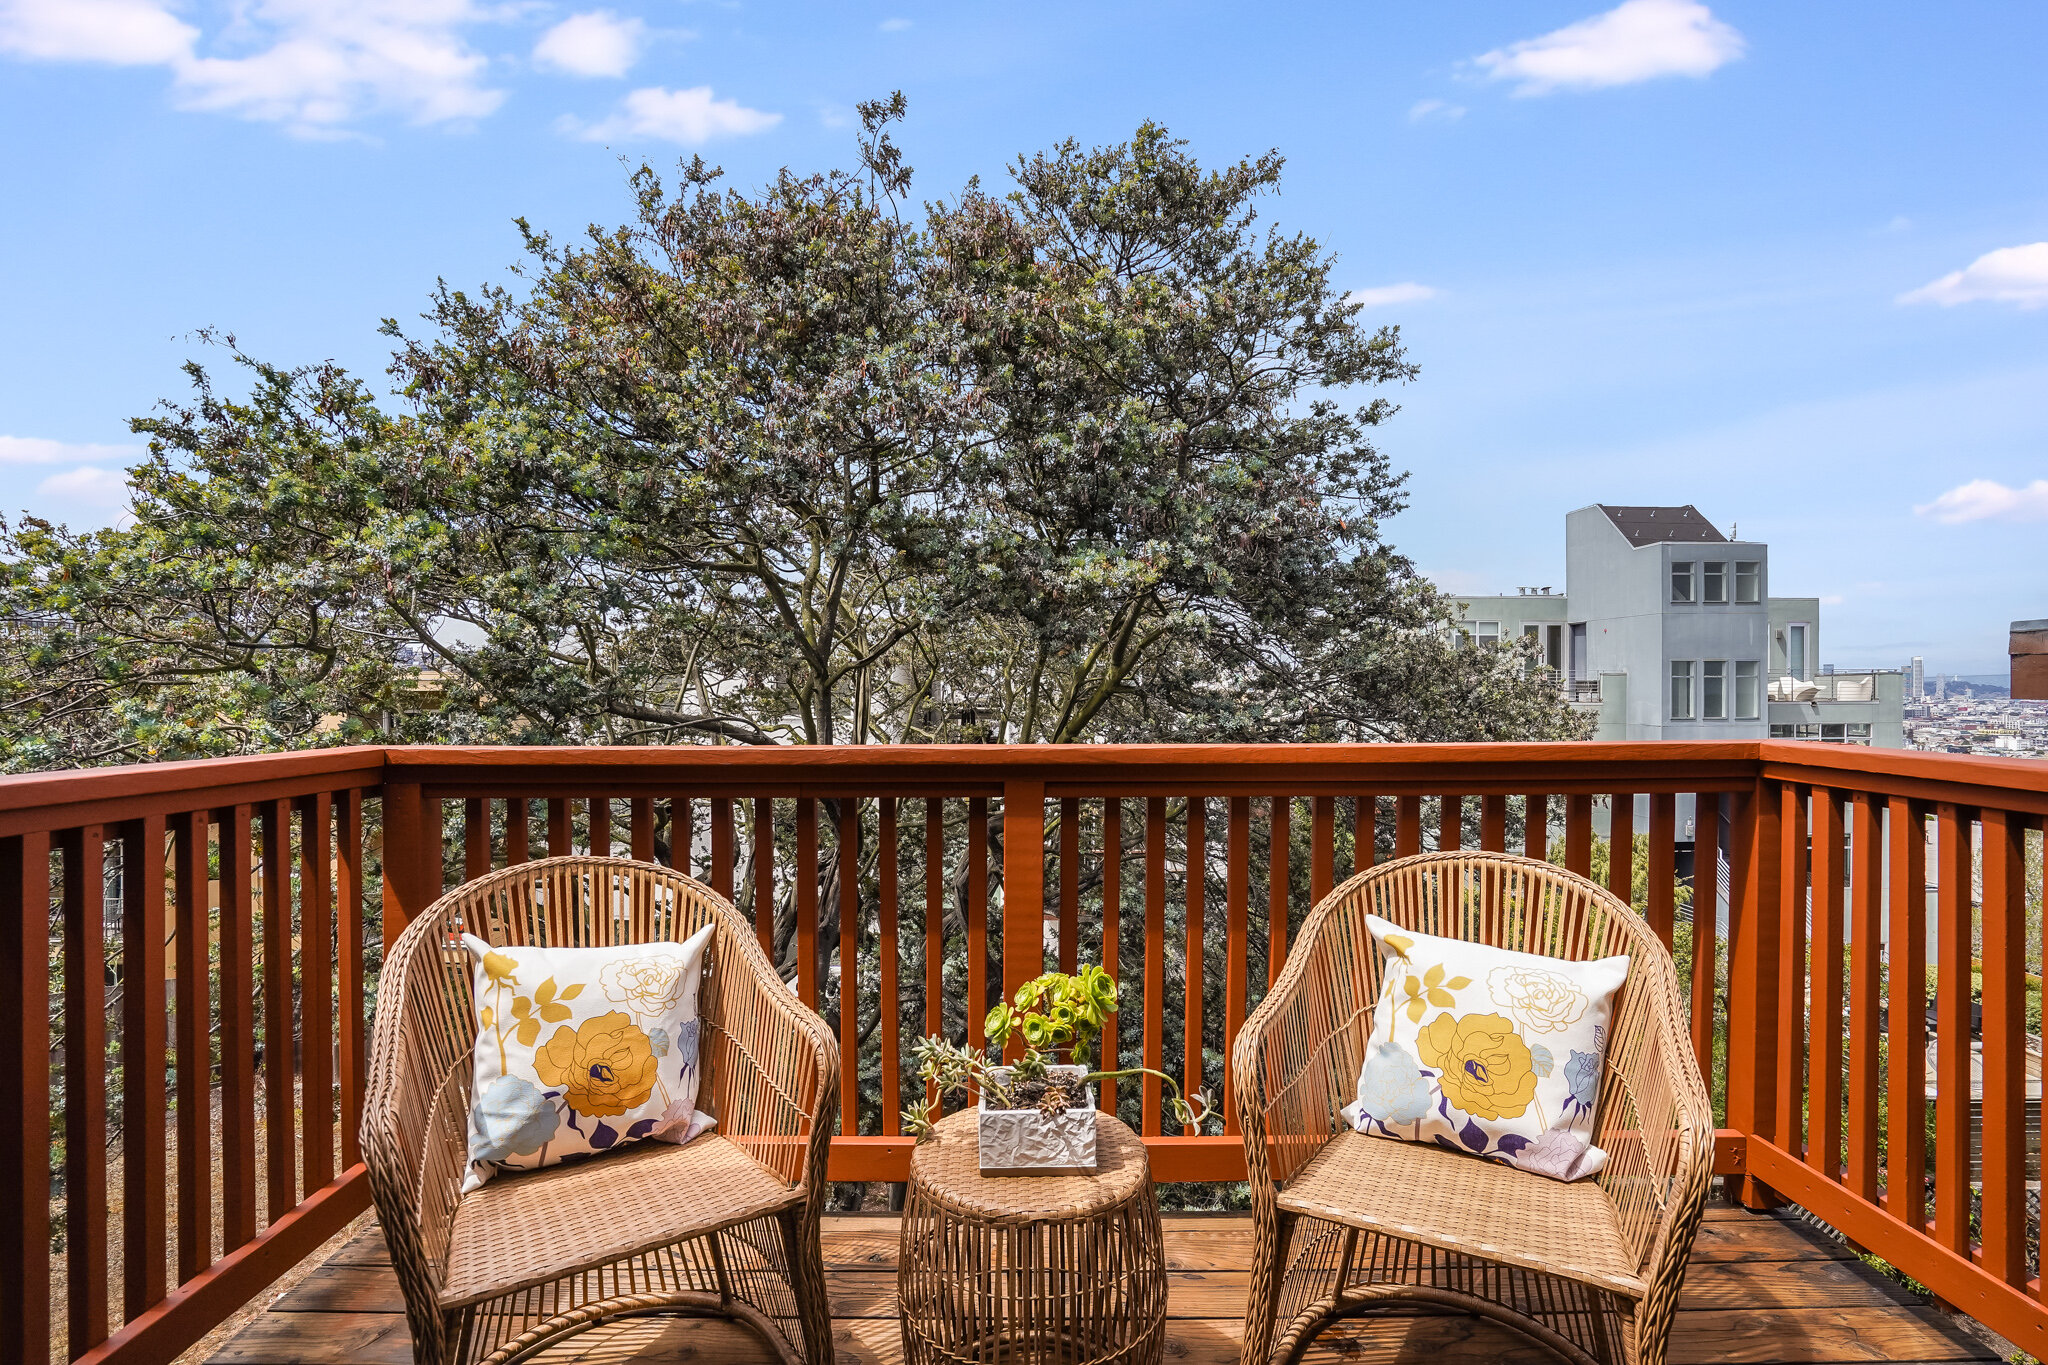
[2,1,2043,672]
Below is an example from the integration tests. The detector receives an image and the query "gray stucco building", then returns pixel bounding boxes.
[1452,504,1904,747]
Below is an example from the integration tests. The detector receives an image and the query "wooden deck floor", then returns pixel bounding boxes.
[210,1203,2001,1364]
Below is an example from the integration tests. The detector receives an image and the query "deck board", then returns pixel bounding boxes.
[208,1206,1999,1364]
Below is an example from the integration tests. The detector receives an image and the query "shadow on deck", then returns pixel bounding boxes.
[209,1203,2000,1364]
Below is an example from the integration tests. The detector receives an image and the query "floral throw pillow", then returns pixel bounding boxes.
[1341,914,1629,1182]
[459,923,716,1192]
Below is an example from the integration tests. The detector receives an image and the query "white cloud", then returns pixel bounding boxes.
[878,17,911,31]
[1407,98,1465,124]
[1914,478,2048,525]
[1346,282,1438,310]
[568,85,780,144]
[0,0,506,134]
[35,466,130,509]
[1473,0,1744,96]
[1898,242,2048,310]
[0,434,142,465]
[534,10,643,78]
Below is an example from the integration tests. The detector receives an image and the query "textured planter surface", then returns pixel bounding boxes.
[978,1065,1098,1174]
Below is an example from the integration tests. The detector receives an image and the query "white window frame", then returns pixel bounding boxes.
[1702,660,1727,720]
[1702,561,1727,604]
[1734,561,1760,604]
[1785,622,1810,680]
[1734,660,1760,719]
[1670,660,1695,720]
[1670,561,1694,603]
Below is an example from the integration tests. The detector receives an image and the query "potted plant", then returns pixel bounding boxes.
[903,964,1215,1174]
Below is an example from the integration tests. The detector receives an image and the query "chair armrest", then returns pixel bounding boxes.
[703,917,841,1197]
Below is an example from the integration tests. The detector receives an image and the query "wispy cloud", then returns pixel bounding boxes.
[1407,98,1465,124]
[878,17,911,32]
[1898,243,2048,310]
[0,0,507,135]
[1346,282,1438,310]
[566,85,781,144]
[1472,0,1744,96]
[1915,478,2048,525]
[534,11,645,79]
[36,466,130,510]
[0,434,141,465]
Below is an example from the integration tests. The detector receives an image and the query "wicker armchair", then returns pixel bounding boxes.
[1233,850,1714,1365]
[362,856,839,1365]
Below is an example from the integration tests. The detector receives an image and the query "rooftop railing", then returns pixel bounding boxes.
[5,741,2047,1363]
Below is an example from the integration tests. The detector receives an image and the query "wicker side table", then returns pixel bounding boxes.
[898,1109,1167,1365]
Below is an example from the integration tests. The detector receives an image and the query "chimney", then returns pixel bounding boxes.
[2013,620,2048,701]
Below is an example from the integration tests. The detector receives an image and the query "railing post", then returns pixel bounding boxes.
[1724,781,1785,1208]
[0,830,51,1365]
[381,779,438,945]
[1001,781,1047,1059]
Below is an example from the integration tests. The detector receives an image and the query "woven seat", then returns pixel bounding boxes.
[362,856,839,1365]
[1234,851,1714,1365]
[441,1134,802,1308]
[1278,1130,1645,1299]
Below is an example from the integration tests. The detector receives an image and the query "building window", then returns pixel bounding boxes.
[1734,561,1760,603]
[1670,661,1694,720]
[1821,723,1846,742]
[1670,562,1694,603]
[1703,562,1726,603]
[1734,660,1760,719]
[1848,723,1871,738]
[1785,622,1808,680]
[1457,620,1500,650]
[1702,660,1727,719]
[1770,724,1794,738]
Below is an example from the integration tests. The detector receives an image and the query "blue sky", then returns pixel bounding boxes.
[3,1,2044,674]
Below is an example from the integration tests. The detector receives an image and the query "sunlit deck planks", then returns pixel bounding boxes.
[209,1204,2000,1364]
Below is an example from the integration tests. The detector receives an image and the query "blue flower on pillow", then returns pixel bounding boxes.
[1354,1042,1433,1127]
[1564,1049,1600,1112]
[471,1074,559,1162]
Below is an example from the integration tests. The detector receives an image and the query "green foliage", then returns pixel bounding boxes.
[985,964,1118,1064]
[0,103,1582,771]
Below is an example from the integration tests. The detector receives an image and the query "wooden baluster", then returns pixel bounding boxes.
[1565,794,1593,877]
[61,826,110,1353]
[1811,789,1845,1181]
[1101,799,1123,1114]
[1725,784,1783,1210]
[1846,793,1882,1202]
[464,797,489,880]
[379,782,432,946]
[838,800,859,1137]
[1002,783,1047,1027]
[1396,795,1421,858]
[1646,794,1676,945]
[1354,796,1376,874]
[219,803,257,1248]
[547,797,571,858]
[1267,797,1290,987]
[1480,795,1507,854]
[878,798,901,1137]
[1775,785,1808,1163]
[796,798,819,1007]
[1980,808,2028,1286]
[674,795,695,876]
[173,813,211,1277]
[120,815,169,1318]
[1523,794,1548,863]
[1886,797,1928,1232]
[1144,796,1166,1134]
[1608,794,1635,908]
[630,796,655,862]
[1,830,53,1364]
[337,791,365,1167]
[590,796,612,859]
[924,798,944,1110]
[1690,795,1719,1075]
[299,793,334,1195]
[1933,803,1972,1253]
[1224,796,1250,1137]
[262,800,296,1220]
[752,798,775,962]
[1184,797,1206,1134]
[1310,795,1335,901]
[967,798,989,1049]
[1059,798,1080,974]
[1438,795,1462,853]
[711,798,735,904]
[505,796,529,864]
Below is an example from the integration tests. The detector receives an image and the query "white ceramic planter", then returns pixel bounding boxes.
[977,1064,1099,1175]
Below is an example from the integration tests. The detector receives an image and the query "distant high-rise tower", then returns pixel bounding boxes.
[1910,656,1924,699]
[1936,673,1948,702]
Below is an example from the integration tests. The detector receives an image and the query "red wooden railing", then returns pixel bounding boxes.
[2,741,2045,1363]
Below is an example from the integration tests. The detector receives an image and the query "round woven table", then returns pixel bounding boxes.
[898,1108,1167,1365]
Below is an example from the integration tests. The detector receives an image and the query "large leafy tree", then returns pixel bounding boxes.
[1,104,1577,769]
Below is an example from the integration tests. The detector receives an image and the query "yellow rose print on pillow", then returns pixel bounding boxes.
[534,1011,662,1118]
[1415,1011,1539,1122]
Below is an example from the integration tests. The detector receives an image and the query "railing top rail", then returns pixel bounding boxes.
[1759,738,2048,814]
[0,746,386,836]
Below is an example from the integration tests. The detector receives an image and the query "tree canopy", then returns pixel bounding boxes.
[0,102,1583,770]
